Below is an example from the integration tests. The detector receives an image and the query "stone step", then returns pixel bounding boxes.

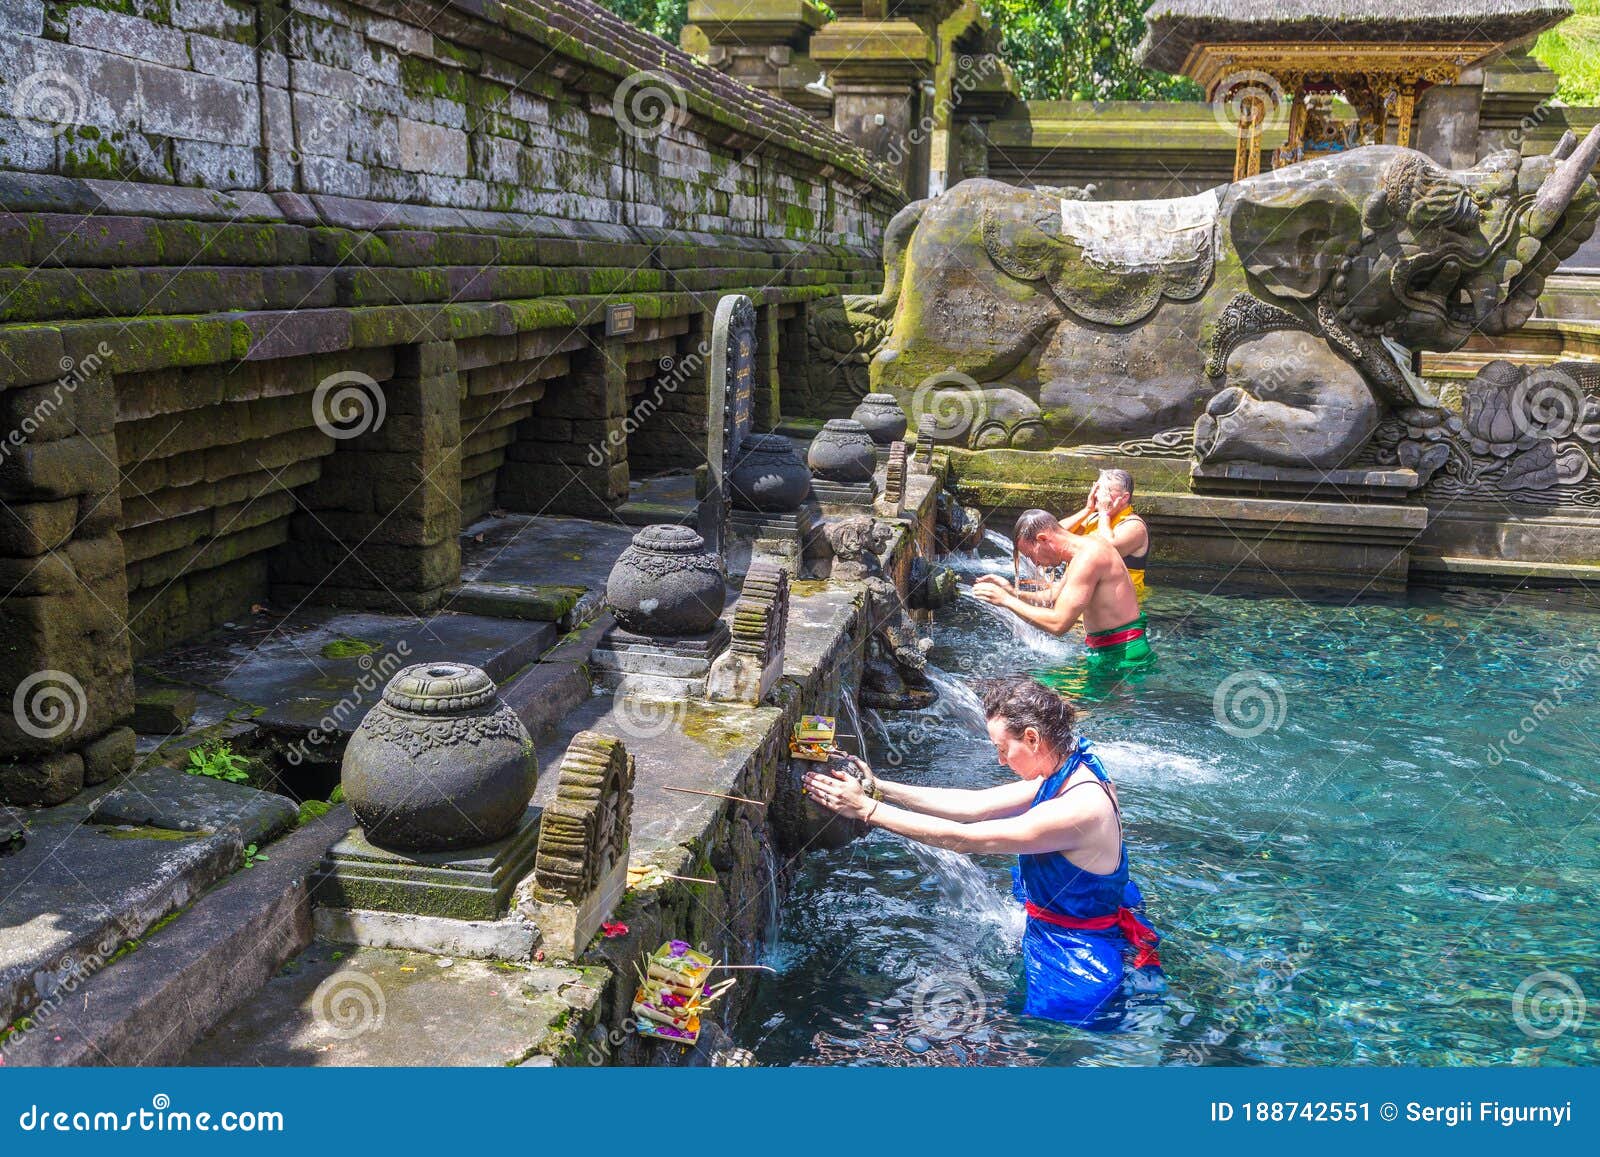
[0,774,306,1058]
[447,580,601,630]
[614,498,696,527]
[180,939,609,1067]
[1410,554,1600,586]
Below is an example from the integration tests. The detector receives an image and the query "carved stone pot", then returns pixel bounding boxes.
[807,419,877,484]
[605,524,727,636]
[342,663,536,853]
[852,393,908,445]
[729,433,812,512]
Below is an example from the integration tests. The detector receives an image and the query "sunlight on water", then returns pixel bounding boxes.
[740,577,1600,1067]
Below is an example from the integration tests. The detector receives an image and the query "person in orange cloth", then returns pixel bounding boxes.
[1063,469,1149,598]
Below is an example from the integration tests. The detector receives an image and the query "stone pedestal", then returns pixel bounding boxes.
[589,621,731,700]
[727,502,819,579]
[315,815,542,922]
[812,479,877,510]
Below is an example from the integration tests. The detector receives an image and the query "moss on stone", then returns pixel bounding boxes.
[319,636,381,659]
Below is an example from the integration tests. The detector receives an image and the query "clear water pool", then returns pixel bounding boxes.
[737,565,1600,1066]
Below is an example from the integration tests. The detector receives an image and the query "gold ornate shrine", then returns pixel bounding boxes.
[1186,42,1494,179]
[1137,1,1577,181]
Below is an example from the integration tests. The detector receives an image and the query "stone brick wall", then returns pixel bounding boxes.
[0,0,903,806]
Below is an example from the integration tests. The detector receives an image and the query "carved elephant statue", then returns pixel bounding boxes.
[848,130,1600,469]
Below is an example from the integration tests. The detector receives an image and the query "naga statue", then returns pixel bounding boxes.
[813,129,1600,470]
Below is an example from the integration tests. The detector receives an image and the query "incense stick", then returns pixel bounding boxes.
[663,785,767,807]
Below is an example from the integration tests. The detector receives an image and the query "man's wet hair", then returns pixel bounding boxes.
[976,676,1077,756]
[1099,468,1133,496]
[1013,508,1060,545]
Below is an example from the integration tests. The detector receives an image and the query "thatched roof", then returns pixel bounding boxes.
[1138,1,1574,74]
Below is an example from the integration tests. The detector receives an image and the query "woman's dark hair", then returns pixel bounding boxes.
[976,676,1076,755]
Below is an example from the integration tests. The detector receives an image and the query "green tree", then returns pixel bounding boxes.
[595,0,690,43]
[979,0,1200,101]
[1531,0,1600,105]
[599,0,1199,103]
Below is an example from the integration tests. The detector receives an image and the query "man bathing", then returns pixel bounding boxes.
[1065,469,1149,597]
[971,509,1152,672]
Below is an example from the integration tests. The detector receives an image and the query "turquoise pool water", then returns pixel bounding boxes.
[737,565,1600,1066]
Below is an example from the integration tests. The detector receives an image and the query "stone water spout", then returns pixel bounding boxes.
[1530,125,1600,238]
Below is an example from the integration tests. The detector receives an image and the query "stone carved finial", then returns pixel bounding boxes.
[708,563,789,704]
[912,414,937,474]
[532,731,635,904]
[730,562,788,662]
[884,441,907,503]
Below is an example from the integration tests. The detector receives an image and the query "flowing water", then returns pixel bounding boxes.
[738,562,1600,1066]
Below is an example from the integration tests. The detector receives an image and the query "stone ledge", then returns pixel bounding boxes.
[4,808,350,1067]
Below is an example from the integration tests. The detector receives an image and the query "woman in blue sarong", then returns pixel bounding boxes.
[803,675,1162,1027]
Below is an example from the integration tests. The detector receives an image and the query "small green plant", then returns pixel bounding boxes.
[243,844,268,869]
[186,742,252,784]
[297,798,333,826]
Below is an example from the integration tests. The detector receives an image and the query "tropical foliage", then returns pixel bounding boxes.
[1532,0,1600,106]
[977,0,1199,101]
[597,0,1199,102]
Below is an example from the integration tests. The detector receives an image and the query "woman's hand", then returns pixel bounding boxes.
[802,763,874,821]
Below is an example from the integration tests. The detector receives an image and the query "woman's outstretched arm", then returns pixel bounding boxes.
[874,773,1037,822]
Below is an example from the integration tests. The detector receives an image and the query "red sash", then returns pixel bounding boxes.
[1024,901,1162,969]
[1085,624,1145,649]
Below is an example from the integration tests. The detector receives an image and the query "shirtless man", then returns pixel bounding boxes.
[972,509,1151,670]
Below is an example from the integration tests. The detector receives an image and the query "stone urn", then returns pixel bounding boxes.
[605,524,727,636]
[729,433,812,512]
[807,419,877,485]
[342,663,536,853]
[851,393,908,445]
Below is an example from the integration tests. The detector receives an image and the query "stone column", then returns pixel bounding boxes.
[682,0,833,119]
[0,363,135,806]
[277,341,462,614]
[755,303,781,431]
[812,4,957,200]
[501,332,629,518]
